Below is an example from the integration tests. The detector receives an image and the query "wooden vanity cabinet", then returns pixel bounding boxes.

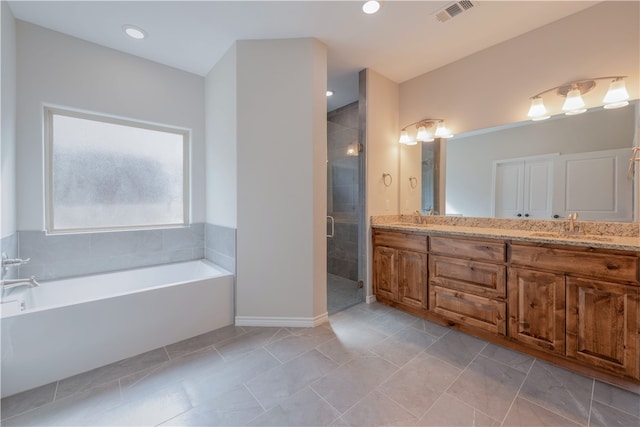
[507,267,566,354]
[372,230,428,310]
[372,228,640,384]
[428,236,507,335]
[510,243,640,378]
[566,277,639,379]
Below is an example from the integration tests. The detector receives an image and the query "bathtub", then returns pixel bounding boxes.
[1,260,234,397]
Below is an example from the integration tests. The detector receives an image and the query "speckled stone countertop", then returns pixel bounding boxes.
[371,215,640,251]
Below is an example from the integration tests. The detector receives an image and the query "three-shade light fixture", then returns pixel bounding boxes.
[399,119,453,145]
[527,76,630,121]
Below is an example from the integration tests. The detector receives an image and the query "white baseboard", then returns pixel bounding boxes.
[235,312,328,328]
[366,295,377,304]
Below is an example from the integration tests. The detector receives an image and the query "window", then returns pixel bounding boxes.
[45,107,189,233]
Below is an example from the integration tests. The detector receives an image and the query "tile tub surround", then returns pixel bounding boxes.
[16,224,205,281]
[1,233,19,280]
[205,223,236,273]
[372,215,640,250]
[2,303,638,426]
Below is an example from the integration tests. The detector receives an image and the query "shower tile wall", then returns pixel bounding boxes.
[205,223,236,273]
[327,102,359,281]
[1,233,19,280]
[17,224,204,281]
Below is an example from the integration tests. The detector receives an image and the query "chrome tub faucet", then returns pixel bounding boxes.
[1,276,40,291]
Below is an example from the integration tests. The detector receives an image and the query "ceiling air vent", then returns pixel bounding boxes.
[435,0,477,23]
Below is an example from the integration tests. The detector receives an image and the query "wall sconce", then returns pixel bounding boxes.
[399,119,453,145]
[527,76,630,121]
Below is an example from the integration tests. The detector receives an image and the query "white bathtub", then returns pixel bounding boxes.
[0,260,234,397]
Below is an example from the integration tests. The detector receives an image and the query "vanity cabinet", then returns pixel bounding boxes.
[509,243,639,378]
[428,236,507,335]
[566,277,638,379]
[507,267,566,354]
[371,227,640,384]
[372,230,428,310]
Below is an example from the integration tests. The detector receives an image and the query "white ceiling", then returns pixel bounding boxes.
[8,0,600,111]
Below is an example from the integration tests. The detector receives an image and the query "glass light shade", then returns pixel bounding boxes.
[398,130,411,144]
[603,79,630,109]
[527,97,550,121]
[434,121,453,138]
[416,125,433,142]
[362,0,381,14]
[563,88,586,115]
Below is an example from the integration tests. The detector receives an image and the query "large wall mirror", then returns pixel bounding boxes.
[400,101,639,223]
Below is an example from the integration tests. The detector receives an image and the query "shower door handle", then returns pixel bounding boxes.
[326,216,335,238]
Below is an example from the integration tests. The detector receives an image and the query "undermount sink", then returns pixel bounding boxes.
[528,232,614,242]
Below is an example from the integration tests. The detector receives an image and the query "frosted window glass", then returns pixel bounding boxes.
[49,112,187,231]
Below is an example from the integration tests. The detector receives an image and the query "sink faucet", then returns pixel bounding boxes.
[567,212,579,233]
[414,210,423,224]
[1,276,40,291]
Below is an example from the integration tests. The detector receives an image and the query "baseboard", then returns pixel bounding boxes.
[366,294,377,304]
[235,312,328,328]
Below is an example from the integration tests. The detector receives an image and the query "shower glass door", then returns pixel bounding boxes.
[326,102,363,314]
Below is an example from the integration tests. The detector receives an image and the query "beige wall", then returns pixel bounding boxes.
[205,45,237,228]
[235,38,327,323]
[399,1,639,136]
[364,69,399,299]
[15,22,206,230]
[1,2,16,238]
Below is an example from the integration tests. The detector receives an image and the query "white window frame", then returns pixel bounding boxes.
[44,106,191,233]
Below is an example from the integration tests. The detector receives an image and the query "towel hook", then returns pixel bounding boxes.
[409,176,418,189]
[382,173,393,187]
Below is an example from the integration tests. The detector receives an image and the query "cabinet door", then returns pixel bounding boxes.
[508,268,565,354]
[566,277,639,378]
[398,250,427,309]
[373,246,398,301]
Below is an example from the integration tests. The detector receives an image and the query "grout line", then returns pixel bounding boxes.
[499,352,536,426]
[308,384,344,422]
[163,345,172,361]
[242,383,268,413]
[52,380,59,402]
[587,378,595,426]
[591,399,640,420]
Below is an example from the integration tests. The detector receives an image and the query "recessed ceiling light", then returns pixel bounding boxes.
[123,25,146,40]
[326,90,334,97]
[362,1,381,14]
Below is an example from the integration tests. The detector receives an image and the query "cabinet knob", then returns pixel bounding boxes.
[517,213,522,217]
[524,213,530,218]
[553,214,560,219]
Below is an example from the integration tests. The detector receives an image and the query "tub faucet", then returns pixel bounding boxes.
[1,276,40,291]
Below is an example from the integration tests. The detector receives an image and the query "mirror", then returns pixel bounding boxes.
[400,102,639,222]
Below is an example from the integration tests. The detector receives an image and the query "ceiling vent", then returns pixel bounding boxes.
[435,0,477,23]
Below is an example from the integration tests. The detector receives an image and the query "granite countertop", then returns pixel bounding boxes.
[372,222,640,251]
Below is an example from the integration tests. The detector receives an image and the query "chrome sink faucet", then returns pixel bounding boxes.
[414,210,424,224]
[1,276,40,291]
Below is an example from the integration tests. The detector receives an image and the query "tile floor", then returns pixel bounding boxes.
[1,302,639,426]
[327,273,364,314]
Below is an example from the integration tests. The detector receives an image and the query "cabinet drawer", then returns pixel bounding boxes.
[430,236,505,262]
[430,256,506,298]
[510,245,639,283]
[373,230,427,253]
[429,286,506,335]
